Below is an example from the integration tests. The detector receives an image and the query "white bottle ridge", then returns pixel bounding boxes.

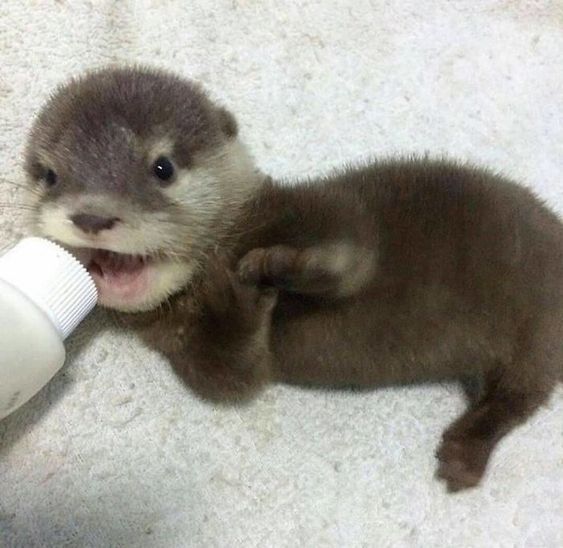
[0,237,97,420]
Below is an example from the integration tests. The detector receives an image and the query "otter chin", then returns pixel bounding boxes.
[23,65,563,492]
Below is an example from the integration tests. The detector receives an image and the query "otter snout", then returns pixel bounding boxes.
[70,213,120,234]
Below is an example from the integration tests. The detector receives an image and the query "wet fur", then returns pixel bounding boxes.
[25,67,563,492]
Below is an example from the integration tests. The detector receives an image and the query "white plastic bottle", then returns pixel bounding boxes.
[0,237,97,420]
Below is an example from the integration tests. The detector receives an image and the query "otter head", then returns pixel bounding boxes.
[24,66,261,312]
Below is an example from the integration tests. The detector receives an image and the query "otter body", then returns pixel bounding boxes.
[24,67,563,491]
[248,162,563,389]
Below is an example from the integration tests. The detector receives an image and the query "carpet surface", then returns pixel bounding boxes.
[1,1,562,546]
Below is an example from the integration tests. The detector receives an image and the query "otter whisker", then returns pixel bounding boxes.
[0,203,38,212]
[0,178,30,190]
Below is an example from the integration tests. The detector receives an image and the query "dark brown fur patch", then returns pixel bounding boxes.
[131,157,563,491]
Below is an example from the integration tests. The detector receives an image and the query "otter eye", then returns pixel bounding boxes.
[44,169,57,187]
[152,156,175,183]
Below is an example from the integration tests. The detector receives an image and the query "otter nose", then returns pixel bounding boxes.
[70,213,119,234]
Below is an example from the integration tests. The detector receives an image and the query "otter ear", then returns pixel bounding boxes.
[217,107,238,139]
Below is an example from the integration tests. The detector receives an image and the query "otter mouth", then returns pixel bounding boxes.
[58,243,192,312]
[76,248,155,310]
[88,250,150,289]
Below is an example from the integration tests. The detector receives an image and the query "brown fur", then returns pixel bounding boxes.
[130,158,563,492]
[25,67,563,492]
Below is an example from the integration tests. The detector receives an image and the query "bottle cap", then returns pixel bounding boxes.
[0,237,97,340]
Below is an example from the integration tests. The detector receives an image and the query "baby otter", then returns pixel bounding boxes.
[24,66,563,492]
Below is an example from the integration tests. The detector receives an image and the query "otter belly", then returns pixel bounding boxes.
[270,291,505,388]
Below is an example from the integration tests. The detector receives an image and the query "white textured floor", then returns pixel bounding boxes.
[1,2,562,546]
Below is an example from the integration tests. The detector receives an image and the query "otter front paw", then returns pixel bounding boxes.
[200,254,278,337]
[237,245,331,293]
[237,244,374,297]
[237,246,300,288]
[171,255,278,404]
